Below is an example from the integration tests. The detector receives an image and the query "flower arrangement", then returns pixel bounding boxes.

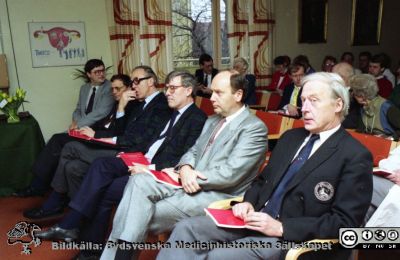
[0,88,27,123]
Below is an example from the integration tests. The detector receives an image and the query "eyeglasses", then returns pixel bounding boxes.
[132,76,152,85]
[92,69,105,75]
[165,84,184,91]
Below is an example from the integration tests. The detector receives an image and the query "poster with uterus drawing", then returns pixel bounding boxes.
[28,22,87,67]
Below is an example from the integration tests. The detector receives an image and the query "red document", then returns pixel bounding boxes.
[373,168,394,178]
[119,153,181,188]
[204,208,245,228]
[68,129,116,146]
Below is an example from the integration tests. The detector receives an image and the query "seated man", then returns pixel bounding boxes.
[100,70,268,260]
[195,53,219,98]
[13,59,115,197]
[278,63,306,117]
[34,71,207,251]
[24,66,171,219]
[358,51,371,74]
[369,54,393,98]
[266,55,292,94]
[232,57,256,105]
[158,72,373,260]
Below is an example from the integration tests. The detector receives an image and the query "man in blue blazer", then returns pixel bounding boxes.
[158,72,373,260]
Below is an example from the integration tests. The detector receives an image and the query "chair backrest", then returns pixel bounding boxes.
[255,110,286,135]
[266,92,282,111]
[348,131,398,166]
[195,97,214,116]
[255,90,282,111]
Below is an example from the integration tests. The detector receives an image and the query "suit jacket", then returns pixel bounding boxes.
[151,103,207,170]
[244,127,373,246]
[278,83,303,116]
[195,68,219,98]
[72,80,114,128]
[168,107,268,216]
[244,74,257,105]
[116,92,172,153]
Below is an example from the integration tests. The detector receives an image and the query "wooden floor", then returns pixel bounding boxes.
[1,196,399,260]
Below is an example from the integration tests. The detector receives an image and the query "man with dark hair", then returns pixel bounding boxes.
[24,66,171,219]
[278,63,306,117]
[266,55,292,93]
[159,72,373,260]
[369,54,393,98]
[195,53,219,98]
[293,55,314,75]
[359,51,372,73]
[34,72,208,258]
[13,59,114,197]
[100,70,268,260]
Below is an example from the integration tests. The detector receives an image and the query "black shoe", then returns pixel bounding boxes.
[23,207,64,220]
[35,225,79,242]
[12,187,46,197]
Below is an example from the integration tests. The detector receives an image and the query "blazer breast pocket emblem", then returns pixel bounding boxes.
[314,182,334,201]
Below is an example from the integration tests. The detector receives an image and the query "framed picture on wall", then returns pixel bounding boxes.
[298,0,328,43]
[28,22,88,67]
[351,0,383,46]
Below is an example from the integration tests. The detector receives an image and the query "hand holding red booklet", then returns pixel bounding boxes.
[68,129,116,145]
[373,168,395,178]
[118,152,182,188]
[204,208,245,228]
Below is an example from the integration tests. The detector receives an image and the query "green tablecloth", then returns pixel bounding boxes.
[0,116,44,196]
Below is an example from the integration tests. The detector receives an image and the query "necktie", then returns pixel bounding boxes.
[158,111,179,139]
[202,118,226,157]
[204,74,209,86]
[85,87,96,114]
[262,134,320,218]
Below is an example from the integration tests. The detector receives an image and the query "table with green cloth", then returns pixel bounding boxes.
[0,116,44,196]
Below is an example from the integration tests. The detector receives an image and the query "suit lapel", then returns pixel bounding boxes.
[285,128,344,192]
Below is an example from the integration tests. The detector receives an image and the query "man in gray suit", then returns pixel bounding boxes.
[101,70,268,260]
[13,59,114,197]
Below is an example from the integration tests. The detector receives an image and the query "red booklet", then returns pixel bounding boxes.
[373,168,394,178]
[68,129,116,146]
[204,208,245,228]
[119,152,181,188]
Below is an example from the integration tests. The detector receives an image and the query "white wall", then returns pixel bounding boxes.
[0,0,113,140]
[273,0,400,71]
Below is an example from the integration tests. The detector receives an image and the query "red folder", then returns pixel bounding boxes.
[119,152,150,166]
[147,170,182,188]
[68,129,116,146]
[373,168,394,178]
[204,208,245,228]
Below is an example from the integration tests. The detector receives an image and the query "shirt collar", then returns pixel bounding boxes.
[312,124,341,143]
[144,91,160,106]
[225,105,246,123]
[177,102,193,115]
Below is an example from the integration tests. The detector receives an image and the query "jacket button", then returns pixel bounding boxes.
[300,196,304,201]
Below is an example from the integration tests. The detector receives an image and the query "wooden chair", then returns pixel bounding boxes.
[195,97,214,116]
[347,131,399,166]
[253,90,282,111]
[252,110,291,140]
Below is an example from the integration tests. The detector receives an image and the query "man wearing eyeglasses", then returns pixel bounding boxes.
[100,70,268,260]
[13,59,115,197]
[24,66,171,220]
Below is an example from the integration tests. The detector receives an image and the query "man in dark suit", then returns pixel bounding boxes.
[158,72,373,260]
[13,66,122,197]
[34,71,207,251]
[278,63,306,117]
[195,53,218,98]
[24,66,171,219]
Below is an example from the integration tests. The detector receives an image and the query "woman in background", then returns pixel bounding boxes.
[232,57,257,105]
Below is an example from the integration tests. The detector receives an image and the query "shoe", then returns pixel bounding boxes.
[35,225,79,242]
[23,207,64,220]
[12,186,46,197]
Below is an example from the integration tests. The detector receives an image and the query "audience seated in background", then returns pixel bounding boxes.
[350,74,400,137]
[359,51,372,74]
[380,52,396,87]
[293,54,315,75]
[194,53,219,98]
[278,63,306,117]
[12,59,115,197]
[321,55,337,72]
[232,57,257,105]
[369,54,393,98]
[100,70,268,260]
[341,51,362,74]
[266,55,292,94]
[34,71,208,260]
[332,62,362,129]
[23,66,172,220]
[158,72,373,260]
